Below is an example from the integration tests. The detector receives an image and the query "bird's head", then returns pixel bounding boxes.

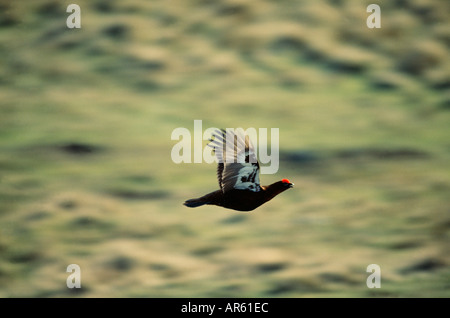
[261,178,294,203]
[281,178,294,189]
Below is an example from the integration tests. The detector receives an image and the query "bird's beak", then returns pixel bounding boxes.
[288,183,294,188]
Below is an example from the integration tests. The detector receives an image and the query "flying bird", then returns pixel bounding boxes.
[184,128,293,211]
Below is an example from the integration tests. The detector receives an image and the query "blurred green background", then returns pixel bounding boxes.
[0,0,449,297]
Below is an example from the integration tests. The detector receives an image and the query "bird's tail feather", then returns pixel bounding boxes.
[184,198,208,208]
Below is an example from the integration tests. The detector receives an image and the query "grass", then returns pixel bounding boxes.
[0,0,449,297]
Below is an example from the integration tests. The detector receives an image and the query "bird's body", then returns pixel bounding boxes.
[184,128,293,212]
[184,182,291,211]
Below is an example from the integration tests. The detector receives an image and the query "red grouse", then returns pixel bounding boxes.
[184,128,293,211]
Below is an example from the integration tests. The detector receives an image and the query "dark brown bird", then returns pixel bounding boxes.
[184,128,293,211]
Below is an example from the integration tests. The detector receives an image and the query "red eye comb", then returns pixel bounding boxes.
[281,179,291,184]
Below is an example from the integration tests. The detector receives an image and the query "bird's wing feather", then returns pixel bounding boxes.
[208,128,261,193]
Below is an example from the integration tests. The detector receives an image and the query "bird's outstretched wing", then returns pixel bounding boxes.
[208,128,261,193]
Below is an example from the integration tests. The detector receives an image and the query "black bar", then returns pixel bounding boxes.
[0,298,441,315]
